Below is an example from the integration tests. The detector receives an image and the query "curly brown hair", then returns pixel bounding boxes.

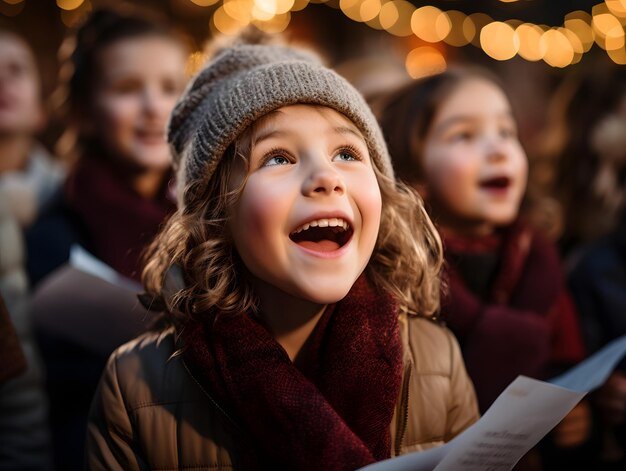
[143,110,443,326]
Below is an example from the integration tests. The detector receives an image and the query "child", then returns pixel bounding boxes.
[26,7,187,286]
[24,8,188,471]
[378,67,590,467]
[86,35,479,470]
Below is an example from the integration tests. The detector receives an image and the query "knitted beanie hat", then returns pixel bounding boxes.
[167,36,394,205]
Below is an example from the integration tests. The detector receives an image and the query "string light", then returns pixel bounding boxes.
[36,0,626,67]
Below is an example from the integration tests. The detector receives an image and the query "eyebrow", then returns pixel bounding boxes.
[433,111,515,134]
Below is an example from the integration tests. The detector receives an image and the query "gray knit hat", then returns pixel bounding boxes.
[167,37,394,204]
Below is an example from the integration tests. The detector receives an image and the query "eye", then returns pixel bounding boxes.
[451,130,475,142]
[111,80,142,95]
[162,78,182,96]
[499,126,517,139]
[333,145,362,162]
[262,151,292,167]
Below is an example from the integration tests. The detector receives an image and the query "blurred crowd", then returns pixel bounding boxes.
[0,3,625,471]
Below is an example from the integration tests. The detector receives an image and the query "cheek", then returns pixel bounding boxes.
[231,178,288,252]
[353,171,382,247]
[427,150,476,197]
[94,96,135,132]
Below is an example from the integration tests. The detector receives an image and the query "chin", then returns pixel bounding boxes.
[297,283,353,305]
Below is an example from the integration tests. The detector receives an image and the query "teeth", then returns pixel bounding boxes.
[292,218,350,234]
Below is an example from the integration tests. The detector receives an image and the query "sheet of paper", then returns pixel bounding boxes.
[360,333,626,471]
[433,377,584,471]
[550,333,626,392]
[361,378,584,471]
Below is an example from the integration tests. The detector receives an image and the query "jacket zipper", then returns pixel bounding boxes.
[394,364,412,456]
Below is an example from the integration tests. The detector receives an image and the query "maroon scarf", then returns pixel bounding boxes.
[182,276,403,470]
[64,157,175,281]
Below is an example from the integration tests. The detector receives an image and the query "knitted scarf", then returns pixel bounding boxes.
[182,276,403,470]
[64,157,175,281]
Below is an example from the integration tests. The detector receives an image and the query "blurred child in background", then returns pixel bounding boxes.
[24,7,188,470]
[378,67,591,470]
[0,27,63,471]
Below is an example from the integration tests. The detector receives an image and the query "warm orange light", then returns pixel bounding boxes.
[380,1,415,36]
[405,46,446,79]
[515,23,544,61]
[605,0,626,18]
[213,5,249,34]
[480,21,518,61]
[57,0,84,10]
[340,0,363,22]
[291,0,308,11]
[608,44,626,63]
[190,0,219,6]
[444,10,470,47]
[411,6,450,43]
[185,51,208,77]
[224,0,253,23]
[541,29,574,68]
[564,16,594,52]
[593,12,623,37]
[560,27,584,64]
[466,13,493,47]
[359,0,381,23]
[254,11,291,32]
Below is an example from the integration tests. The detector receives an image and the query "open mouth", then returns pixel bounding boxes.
[480,176,511,190]
[289,218,353,252]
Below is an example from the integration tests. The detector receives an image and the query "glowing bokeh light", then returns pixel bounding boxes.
[254,11,291,32]
[185,51,208,77]
[564,16,594,52]
[411,6,450,43]
[57,0,84,10]
[444,10,470,47]
[223,0,253,23]
[480,21,518,61]
[339,0,362,22]
[608,44,626,63]
[359,0,381,23]
[405,46,446,79]
[380,0,414,36]
[213,5,249,34]
[606,0,626,18]
[190,0,219,6]
[467,13,493,46]
[541,29,574,67]
[560,27,584,64]
[515,23,544,61]
[593,12,623,37]
[291,0,308,11]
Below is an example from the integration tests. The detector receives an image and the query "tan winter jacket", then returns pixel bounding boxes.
[86,315,479,470]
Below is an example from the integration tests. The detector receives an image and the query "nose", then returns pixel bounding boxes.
[141,86,167,117]
[485,134,508,163]
[301,159,345,197]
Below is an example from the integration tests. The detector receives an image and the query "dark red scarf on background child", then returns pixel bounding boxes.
[65,156,175,281]
[182,276,404,470]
